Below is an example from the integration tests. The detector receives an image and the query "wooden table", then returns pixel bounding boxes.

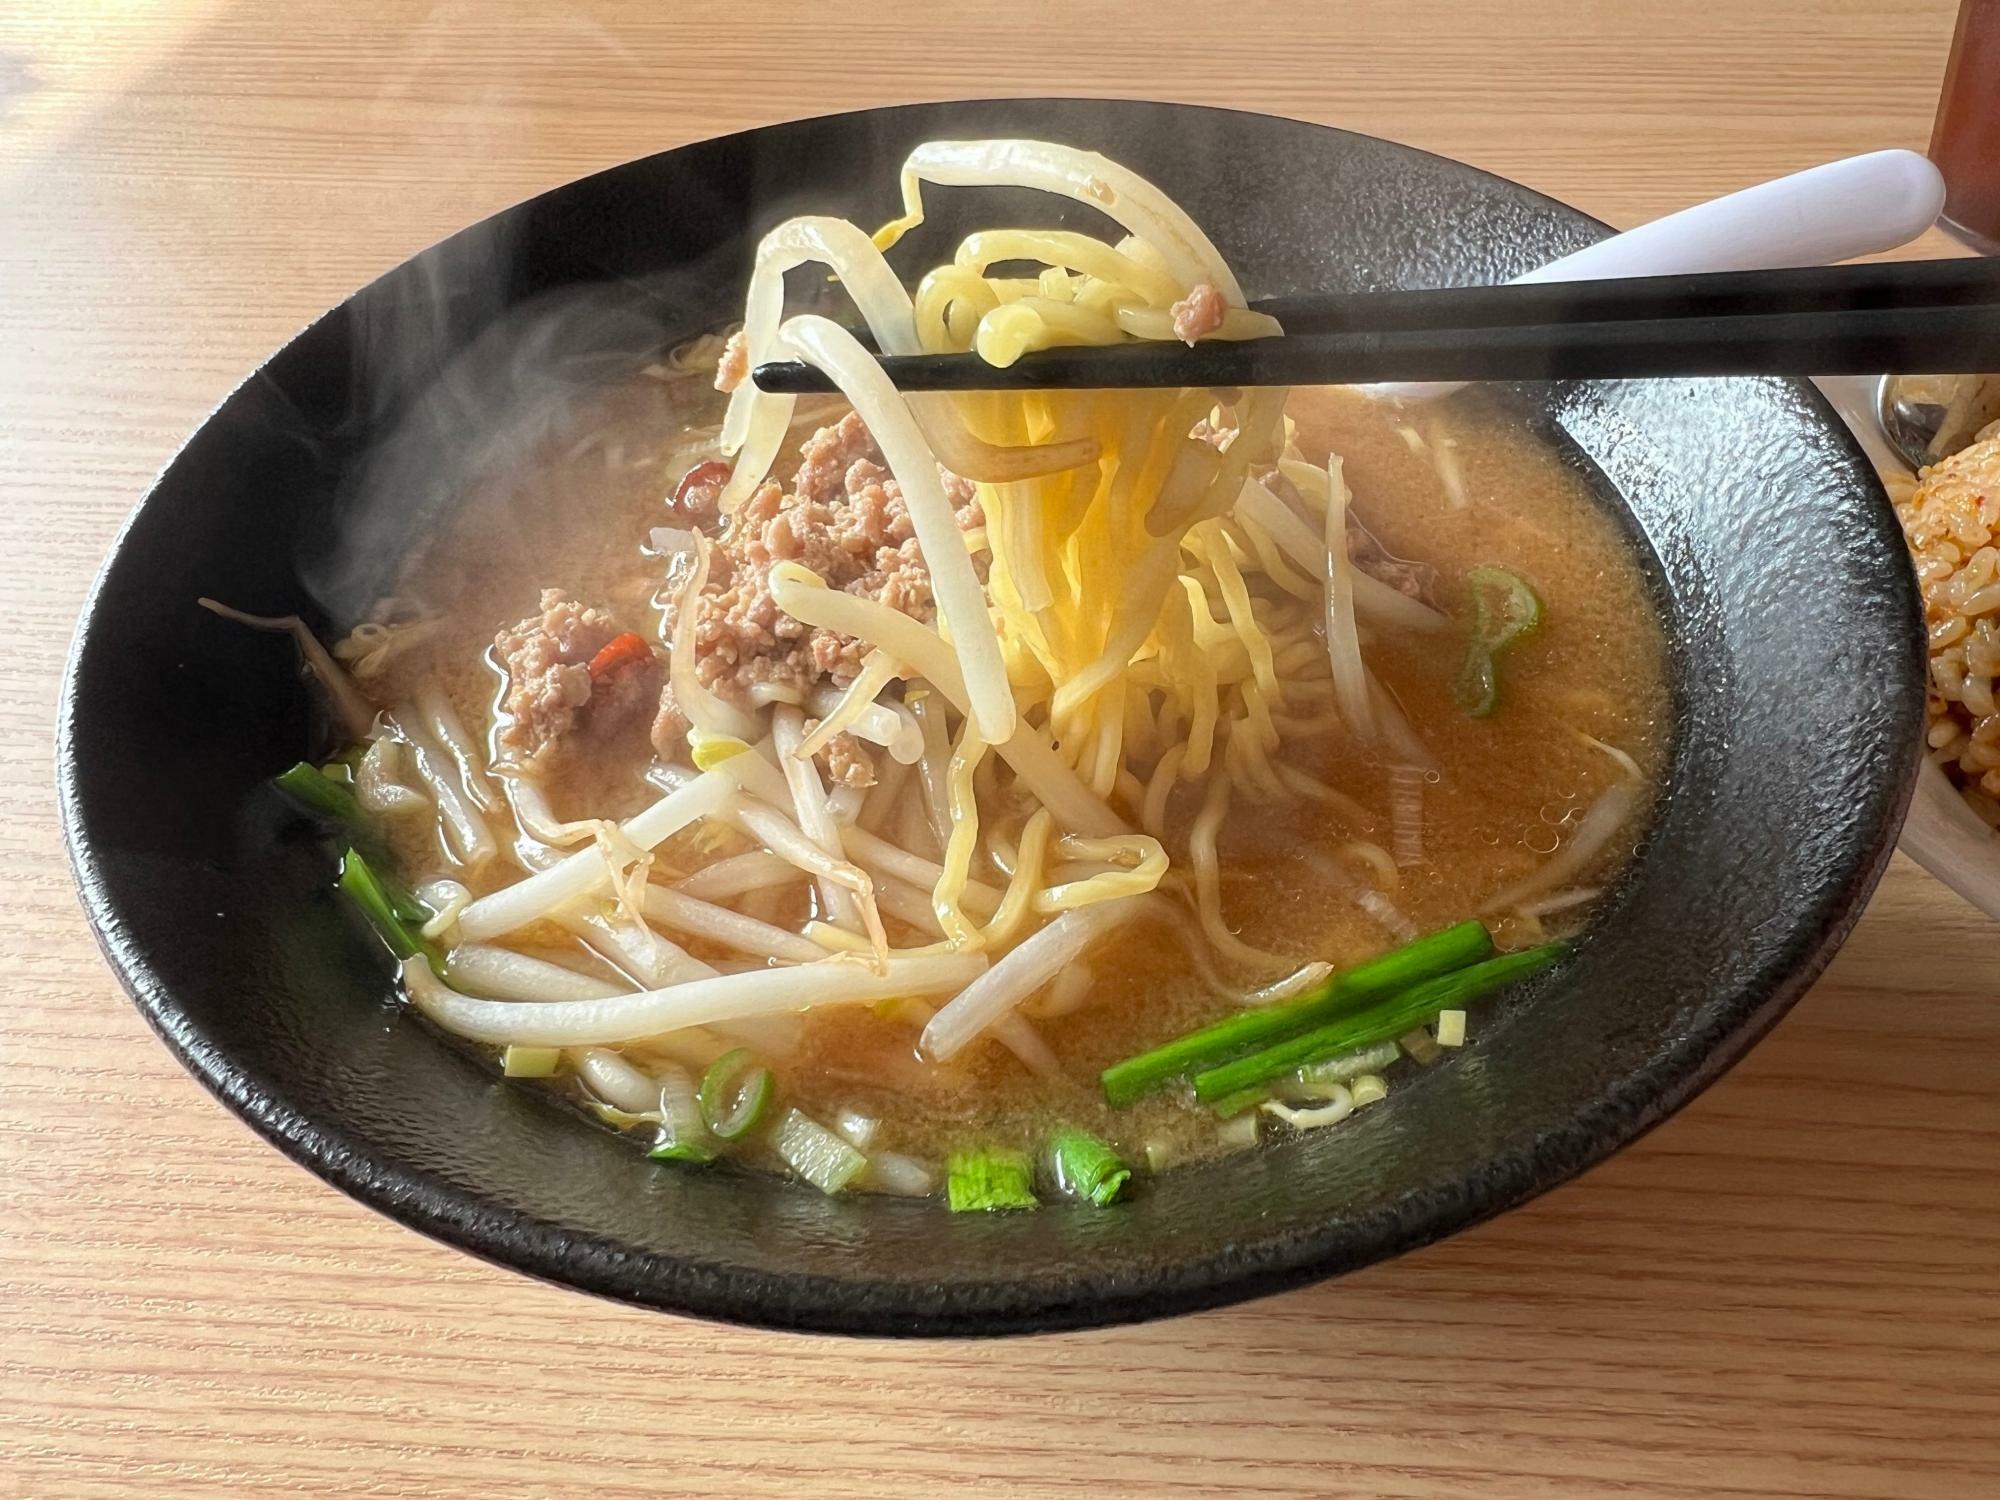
[3,4,1993,1496]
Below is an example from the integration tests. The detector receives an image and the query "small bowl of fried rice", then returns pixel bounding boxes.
[1824,370,2000,918]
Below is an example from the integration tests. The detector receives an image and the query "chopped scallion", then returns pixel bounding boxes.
[1100,921,1494,1106]
[1191,943,1568,1104]
[1452,649,1499,717]
[1469,565,1542,651]
[773,1108,866,1194]
[647,1138,718,1163]
[1454,566,1542,715]
[946,1149,1037,1212]
[377,865,430,926]
[338,848,440,970]
[1046,1126,1131,1206]
[501,1045,562,1078]
[1350,1073,1389,1107]
[1435,1009,1468,1047]
[1216,1114,1259,1150]
[592,1087,714,1163]
[1400,1027,1444,1065]
[1208,1086,1271,1120]
[698,1048,775,1140]
[653,1064,714,1161]
[275,761,366,827]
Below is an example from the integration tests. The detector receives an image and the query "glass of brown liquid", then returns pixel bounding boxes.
[1932,0,2000,251]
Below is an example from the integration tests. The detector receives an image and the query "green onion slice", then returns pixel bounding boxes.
[946,1149,1038,1212]
[275,761,366,827]
[338,848,439,969]
[1046,1127,1131,1206]
[1455,565,1542,715]
[773,1108,866,1194]
[646,1138,718,1164]
[699,1048,775,1140]
[1453,649,1500,717]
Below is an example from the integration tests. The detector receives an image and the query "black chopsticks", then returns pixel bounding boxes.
[750,258,2000,394]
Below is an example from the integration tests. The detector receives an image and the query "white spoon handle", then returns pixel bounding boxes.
[1373,149,1946,401]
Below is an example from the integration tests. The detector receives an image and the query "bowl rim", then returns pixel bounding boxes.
[58,96,1923,1336]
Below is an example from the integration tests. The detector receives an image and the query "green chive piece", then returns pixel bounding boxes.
[1192,943,1569,1105]
[1100,921,1495,1107]
[1046,1127,1131,1206]
[698,1048,775,1140]
[1207,1086,1269,1120]
[337,847,439,970]
[646,1139,719,1164]
[1210,1039,1404,1118]
[946,1149,1038,1212]
[1298,1038,1405,1086]
[1455,566,1542,716]
[275,761,366,827]
[377,866,430,926]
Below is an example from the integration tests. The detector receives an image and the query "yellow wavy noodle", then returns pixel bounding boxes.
[1140,743,1187,839]
[1189,520,1280,701]
[1229,515,1319,601]
[1188,772,1284,968]
[973,807,1055,951]
[932,721,990,948]
[953,230,1183,308]
[1036,834,1169,912]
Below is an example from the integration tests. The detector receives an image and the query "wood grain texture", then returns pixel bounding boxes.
[2,2,1994,1495]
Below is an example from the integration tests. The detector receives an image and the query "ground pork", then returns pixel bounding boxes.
[651,688,691,763]
[1259,465,1440,606]
[653,413,983,759]
[714,331,749,394]
[821,730,878,790]
[494,590,659,759]
[1346,519,1438,604]
[1171,282,1228,343]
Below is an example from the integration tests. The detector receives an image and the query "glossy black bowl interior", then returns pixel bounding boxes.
[59,99,1922,1335]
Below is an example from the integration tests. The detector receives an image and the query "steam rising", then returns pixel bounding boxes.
[300,213,862,632]
[301,215,680,626]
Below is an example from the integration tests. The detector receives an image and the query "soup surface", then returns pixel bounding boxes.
[341,352,1669,1180]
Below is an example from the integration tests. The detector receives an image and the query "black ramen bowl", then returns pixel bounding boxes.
[59,99,1923,1335]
